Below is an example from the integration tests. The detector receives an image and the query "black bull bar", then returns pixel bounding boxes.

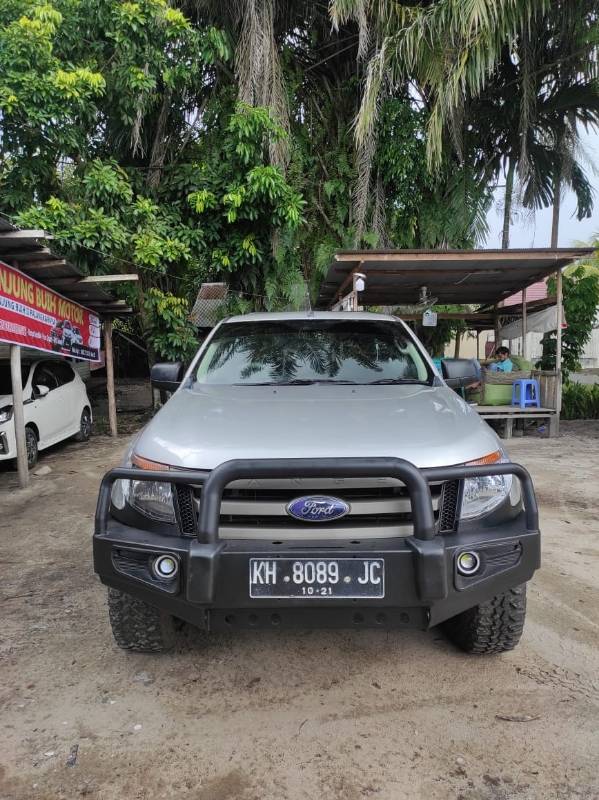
[95,457,538,604]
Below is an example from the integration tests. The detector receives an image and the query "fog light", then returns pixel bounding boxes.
[152,554,178,580]
[457,551,480,576]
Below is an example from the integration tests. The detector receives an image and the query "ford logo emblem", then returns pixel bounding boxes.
[286,495,350,522]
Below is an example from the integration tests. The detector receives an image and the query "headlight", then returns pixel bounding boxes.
[0,405,13,423]
[460,450,513,520]
[129,479,175,523]
[110,453,176,524]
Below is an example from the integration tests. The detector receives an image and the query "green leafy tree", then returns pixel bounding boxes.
[3,1,306,358]
[0,1,105,208]
[538,266,599,376]
[332,0,599,246]
[376,100,491,249]
[143,289,198,362]
[184,103,306,307]
[4,0,599,366]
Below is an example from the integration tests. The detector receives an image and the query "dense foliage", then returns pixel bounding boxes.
[1,0,598,361]
[562,382,599,420]
[537,267,599,376]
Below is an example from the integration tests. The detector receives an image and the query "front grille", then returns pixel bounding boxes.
[175,484,196,534]
[173,478,460,540]
[218,512,415,528]
[222,486,407,502]
[438,480,460,533]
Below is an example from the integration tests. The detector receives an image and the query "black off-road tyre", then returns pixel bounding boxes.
[107,588,178,652]
[25,426,38,469]
[74,407,92,442]
[441,584,527,655]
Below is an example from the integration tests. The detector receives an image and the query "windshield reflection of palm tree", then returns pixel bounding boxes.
[205,328,416,383]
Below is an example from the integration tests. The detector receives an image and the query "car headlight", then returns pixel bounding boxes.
[111,454,176,524]
[0,405,13,424]
[460,450,513,520]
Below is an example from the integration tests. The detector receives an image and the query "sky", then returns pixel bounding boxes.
[486,128,599,249]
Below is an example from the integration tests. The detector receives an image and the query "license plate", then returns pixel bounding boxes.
[249,558,385,599]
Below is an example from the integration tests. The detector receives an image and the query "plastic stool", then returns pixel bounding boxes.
[511,379,541,408]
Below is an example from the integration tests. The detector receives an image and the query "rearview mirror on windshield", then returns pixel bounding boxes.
[151,362,184,393]
[441,358,480,389]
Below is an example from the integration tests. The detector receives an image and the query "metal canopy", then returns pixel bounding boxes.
[1,218,135,486]
[318,248,594,308]
[0,218,132,315]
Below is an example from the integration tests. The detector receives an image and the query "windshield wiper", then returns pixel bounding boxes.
[287,379,358,385]
[233,379,358,386]
[364,378,429,385]
[281,379,360,385]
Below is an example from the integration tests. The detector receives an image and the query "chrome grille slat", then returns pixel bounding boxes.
[174,477,454,540]
[218,523,414,540]
[218,495,439,516]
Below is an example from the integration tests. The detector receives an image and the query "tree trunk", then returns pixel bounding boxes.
[501,158,515,249]
[147,89,172,189]
[551,163,562,248]
[454,330,462,358]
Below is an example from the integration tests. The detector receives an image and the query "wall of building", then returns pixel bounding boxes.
[447,317,599,368]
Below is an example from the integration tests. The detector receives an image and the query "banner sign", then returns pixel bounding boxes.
[0,260,101,361]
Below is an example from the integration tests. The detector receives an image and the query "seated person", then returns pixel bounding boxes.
[488,346,514,373]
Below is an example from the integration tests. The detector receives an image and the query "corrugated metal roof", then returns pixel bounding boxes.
[189,283,228,327]
[0,217,132,315]
[318,248,593,308]
[502,280,548,306]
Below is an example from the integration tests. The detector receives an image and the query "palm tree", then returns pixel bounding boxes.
[331,0,599,244]
[535,1,599,246]
[466,42,597,249]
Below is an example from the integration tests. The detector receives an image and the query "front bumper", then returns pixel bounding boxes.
[93,457,541,631]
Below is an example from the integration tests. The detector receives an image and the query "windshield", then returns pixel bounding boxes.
[0,364,30,395]
[194,320,432,386]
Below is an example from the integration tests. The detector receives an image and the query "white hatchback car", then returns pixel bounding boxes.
[0,359,92,468]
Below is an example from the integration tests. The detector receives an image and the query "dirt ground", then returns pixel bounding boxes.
[1,422,598,800]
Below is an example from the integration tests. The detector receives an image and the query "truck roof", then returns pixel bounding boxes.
[224,311,399,324]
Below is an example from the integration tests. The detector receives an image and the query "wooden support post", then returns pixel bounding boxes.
[493,307,500,355]
[555,268,563,416]
[522,287,528,361]
[10,344,29,488]
[476,331,480,360]
[104,318,118,437]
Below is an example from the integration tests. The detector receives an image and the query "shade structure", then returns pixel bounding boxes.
[317,248,594,309]
[0,217,132,314]
[0,217,134,487]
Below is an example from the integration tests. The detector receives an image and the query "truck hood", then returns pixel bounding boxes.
[134,383,500,470]
[0,393,13,408]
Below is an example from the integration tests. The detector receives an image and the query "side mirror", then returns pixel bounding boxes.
[150,362,184,393]
[441,358,480,389]
[34,385,50,398]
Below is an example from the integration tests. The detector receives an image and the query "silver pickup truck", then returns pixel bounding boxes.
[93,312,540,654]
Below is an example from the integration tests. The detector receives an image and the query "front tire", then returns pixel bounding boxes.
[441,584,527,655]
[25,426,38,469]
[107,588,178,652]
[74,407,92,442]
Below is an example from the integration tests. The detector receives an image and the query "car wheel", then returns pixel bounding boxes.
[107,588,178,652]
[25,426,38,469]
[441,584,527,655]
[75,408,92,442]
